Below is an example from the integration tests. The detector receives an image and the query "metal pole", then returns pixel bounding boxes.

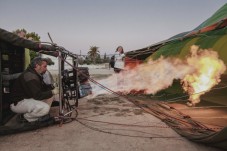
[75,56,79,107]
[58,51,63,115]
[0,51,2,123]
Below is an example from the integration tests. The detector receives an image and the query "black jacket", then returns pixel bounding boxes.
[11,65,53,103]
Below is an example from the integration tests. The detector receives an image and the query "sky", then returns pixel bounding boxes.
[0,0,226,56]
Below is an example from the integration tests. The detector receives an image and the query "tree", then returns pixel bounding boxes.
[13,29,41,60]
[84,56,92,65]
[95,54,102,64]
[104,53,107,60]
[26,32,40,41]
[103,52,110,63]
[87,46,100,64]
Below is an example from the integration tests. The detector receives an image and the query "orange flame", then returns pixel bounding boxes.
[181,45,226,106]
[91,45,226,106]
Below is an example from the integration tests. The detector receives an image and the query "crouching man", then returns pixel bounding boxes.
[10,57,59,123]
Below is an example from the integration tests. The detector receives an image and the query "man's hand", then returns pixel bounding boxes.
[52,82,58,88]
[51,87,59,95]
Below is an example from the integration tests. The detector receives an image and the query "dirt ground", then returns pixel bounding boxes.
[0,68,224,151]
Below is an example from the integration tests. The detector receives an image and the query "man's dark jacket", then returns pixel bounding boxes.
[11,66,53,104]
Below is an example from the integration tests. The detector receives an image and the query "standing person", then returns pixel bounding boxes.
[114,46,125,90]
[43,57,60,106]
[43,57,55,86]
[109,55,115,69]
[10,57,59,123]
[114,46,125,73]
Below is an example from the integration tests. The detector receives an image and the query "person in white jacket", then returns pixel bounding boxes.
[114,46,125,89]
[42,58,55,86]
[114,46,125,73]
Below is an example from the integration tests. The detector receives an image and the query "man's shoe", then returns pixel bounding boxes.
[37,114,51,122]
[51,101,59,107]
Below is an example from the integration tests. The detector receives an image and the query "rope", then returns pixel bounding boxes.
[177,106,227,110]
[76,117,223,130]
[75,118,183,139]
[39,44,225,137]
[58,54,226,131]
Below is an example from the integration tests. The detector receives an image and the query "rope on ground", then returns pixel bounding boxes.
[76,117,223,130]
[57,50,225,133]
[75,118,183,140]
